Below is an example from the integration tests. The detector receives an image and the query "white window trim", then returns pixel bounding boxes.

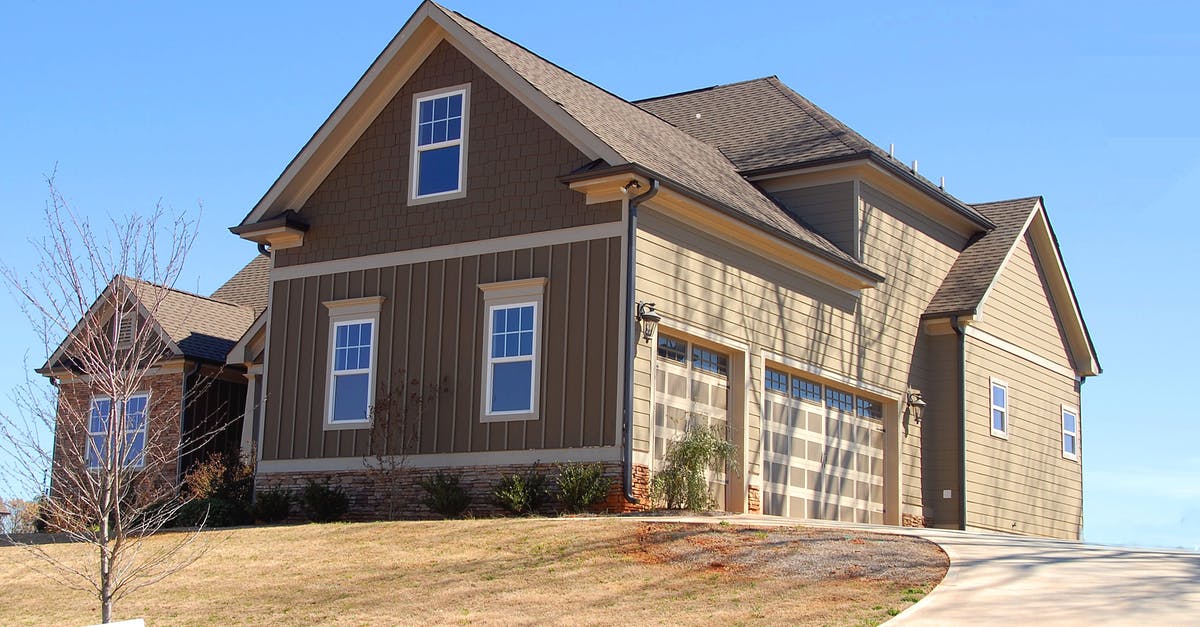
[990,377,1009,439]
[479,278,546,423]
[86,392,149,470]
[323,296,384,431]
[1061,404,1080,461]
[409,84,471,205]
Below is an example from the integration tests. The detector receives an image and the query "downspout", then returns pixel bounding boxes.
[951,315,967,530]
[621,179,659,503]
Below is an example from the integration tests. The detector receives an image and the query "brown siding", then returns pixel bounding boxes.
[273,41,620,268]
[261,237,622,461]
[771,182,857,257]
[963,338,1082,539]
[973,233,1074,368]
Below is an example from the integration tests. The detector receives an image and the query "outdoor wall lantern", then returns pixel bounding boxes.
[635,302,661,344]
[907,391,927,423]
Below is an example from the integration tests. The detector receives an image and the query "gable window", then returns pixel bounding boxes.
[990,378,1009,438]
[480,278,546,422]
[1062,406,1079,460]
[410,85,469,203]
[86,394,148,469]
[323,296,384,429]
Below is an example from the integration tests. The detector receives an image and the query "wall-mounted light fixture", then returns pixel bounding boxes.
[635,301,661,344]
[907,391,927,423]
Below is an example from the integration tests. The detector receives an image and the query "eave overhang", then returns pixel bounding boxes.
[229,210,309,250]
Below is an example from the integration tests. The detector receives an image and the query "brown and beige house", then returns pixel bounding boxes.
[218,1,1099,537]
[41,258,268,491]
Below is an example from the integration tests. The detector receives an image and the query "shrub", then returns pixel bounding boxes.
[301,482,349,523]
[185,451,254,502]
[418,472,472,519]
[493,469,549,515]
[650,422,736,510]
[555,463,612,514]
[173,498,251,528]
[251,489,291,523]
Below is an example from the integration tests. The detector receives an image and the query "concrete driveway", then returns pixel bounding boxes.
[649,514,1200,625]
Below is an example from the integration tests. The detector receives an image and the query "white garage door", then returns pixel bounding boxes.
[760,367,885,524]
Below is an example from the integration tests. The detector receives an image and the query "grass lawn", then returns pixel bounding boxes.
[0,518,946,625]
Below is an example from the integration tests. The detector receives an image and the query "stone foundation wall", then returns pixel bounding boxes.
[902,513,932,528]
[746,484,761,514]
[256,461,652,520]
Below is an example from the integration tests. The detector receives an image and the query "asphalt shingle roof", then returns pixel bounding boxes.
[125,278,257,363]
[438,6,866,271]
[211,255,270,316]
[924,197,1040,318]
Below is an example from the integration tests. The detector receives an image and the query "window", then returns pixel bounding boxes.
[86,394,148,469]
[1062,406,1079,460]
[657,334,688,364]
[791,376,822,403]
[410,86,469,202]
[323,296,384,429]
[990,378,1009,438]
[692,345,729,377]
[857,397,883,420]
[764,368,789,395]
[825,388,854,413]
[479,278,546,422]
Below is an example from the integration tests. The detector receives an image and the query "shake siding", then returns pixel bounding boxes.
[964,339,1082,539]
[635,182,959,503]
[273,41,619,269]
[260,237,622,461]
[973,233,1074,368]
[772,182,857,257]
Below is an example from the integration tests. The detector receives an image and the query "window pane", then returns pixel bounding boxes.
[433,119,447,143]
[657,335,687,363]
[992,409,1006,432]
[448,93,462,117]
[418,145,461,196]
[491,360,533,412]
[90,399,111,432]
[358,323,371,345]
[505,333,519,357]
[692,345,728,377]
[433,95,448,119]
[1063,412,1076,433]
[336,323,348,347]
[447,117,461,141]
[332,373,370,422]
[125,432,145,465]
[519,306,533,330]
[792,377,822,402]
[1064,433,1076,454]
[992,384,1006,408]
[857,397,882,420]
[518,330,533,355]
[826,388,854,412]
[419,99,434,123]
[126,400,146,432]
[88,434,105,468]
[765,368,788,394]
[419,122,433,146]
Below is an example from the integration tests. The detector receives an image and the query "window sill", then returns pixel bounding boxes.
[409,188,467,207]
[990,430,1009,440]
[324,419,372,431]
[481,411,539,423]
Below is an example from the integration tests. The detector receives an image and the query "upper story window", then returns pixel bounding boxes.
[1062,406,1079,460]
[825,388,854,413]
[87,394,148,469]
[479,278,546,422]
[856,397,883,420]
[657,335,688,364]
[323,296,384,429]
[691,345,729,377]
[990,378,1009,438]
[410,85,469,203]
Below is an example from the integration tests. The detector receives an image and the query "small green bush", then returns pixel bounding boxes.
[493,469,549,515]
[252,489,292,523]
[173,498,251,528]
[418,472,472,519]
[555,463,612,514]
[650,422,735,510]
[301,481,349,523]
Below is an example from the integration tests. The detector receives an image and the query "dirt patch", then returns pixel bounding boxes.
[630,522,947,585]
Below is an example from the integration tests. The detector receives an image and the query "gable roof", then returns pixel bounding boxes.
[125,279,258,364]
[924,196,1100,376]
[635,77,991,229]
[925,197,1040,318]
[236,1,879,284]
[211,255,270,316]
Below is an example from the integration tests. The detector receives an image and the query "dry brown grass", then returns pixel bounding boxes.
[0,518,946,626]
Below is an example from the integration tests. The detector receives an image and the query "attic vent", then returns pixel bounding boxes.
[115,315,135,348]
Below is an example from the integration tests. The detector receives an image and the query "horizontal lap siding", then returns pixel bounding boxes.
[261,237,622,461]
[772,182,857,257]
[636,188,959,500]
[964,338,1082,539]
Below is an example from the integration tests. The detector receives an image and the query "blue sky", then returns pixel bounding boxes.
[1,1,1196,549]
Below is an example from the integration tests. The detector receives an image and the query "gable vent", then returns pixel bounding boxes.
[115,315,135,348]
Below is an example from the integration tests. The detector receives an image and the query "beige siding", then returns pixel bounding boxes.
[963,338,1082,539]
[772,182,857,257]
[262,237,622,461]
[913,331,964,528]
[974,233,1074,368]
[635,182,961,515]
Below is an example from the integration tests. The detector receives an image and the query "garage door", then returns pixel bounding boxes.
[653,333,730,510]
[760,367,884,524]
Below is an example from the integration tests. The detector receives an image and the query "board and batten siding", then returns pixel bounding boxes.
[634,182,961,516]
[963,339,1082,539]
[261,237,622,461]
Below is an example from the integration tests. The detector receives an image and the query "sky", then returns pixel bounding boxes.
[1,1,1196,549]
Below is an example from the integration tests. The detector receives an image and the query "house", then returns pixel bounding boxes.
[227,1,1098,538]
[40,257,268,495]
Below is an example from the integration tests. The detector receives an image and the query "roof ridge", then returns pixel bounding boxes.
[764,77,872,155]
[120,275,254,312]
[632,76,779,104]
[971,195,1043,208]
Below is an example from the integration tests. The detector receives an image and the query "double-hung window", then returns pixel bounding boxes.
[990,378,1009,438]
[323,296,384,429]
[411,85,469,202]
[479,278,546,422]
[86,394,148,469]
[1062,406,1079,460]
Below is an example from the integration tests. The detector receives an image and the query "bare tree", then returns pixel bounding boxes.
[363,371,449,520]
[0,177,224,623]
